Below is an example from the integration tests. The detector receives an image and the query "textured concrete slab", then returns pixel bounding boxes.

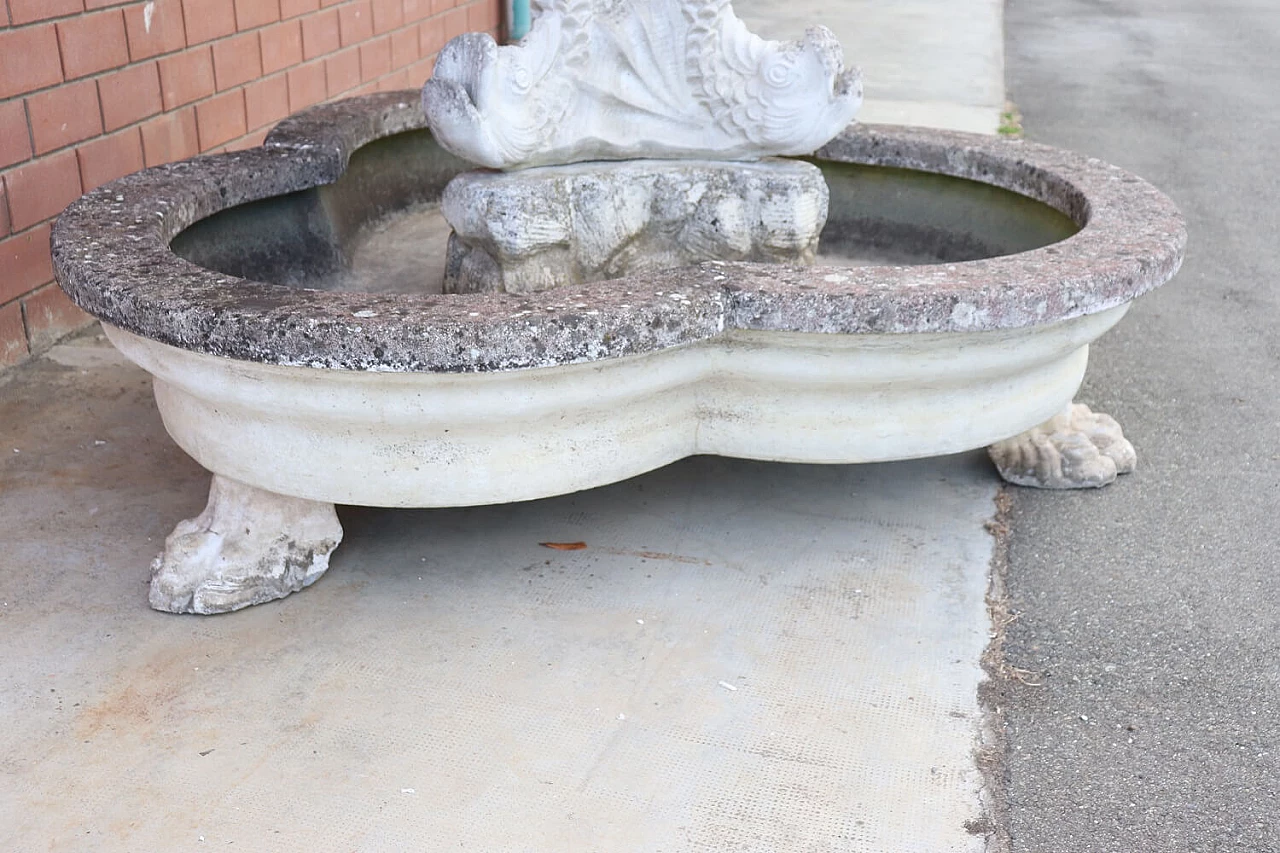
[6,3,1020,847]
[1002,0,1280,849]
[0,331,999,851]
[736,0,1005,133]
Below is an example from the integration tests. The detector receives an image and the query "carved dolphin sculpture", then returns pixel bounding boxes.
[422,0,863,169]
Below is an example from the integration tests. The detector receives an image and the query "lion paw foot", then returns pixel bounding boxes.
[149,476,343,614]
[988,403,1136,489]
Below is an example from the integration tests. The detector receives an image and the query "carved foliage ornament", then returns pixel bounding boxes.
[422,0,863,169]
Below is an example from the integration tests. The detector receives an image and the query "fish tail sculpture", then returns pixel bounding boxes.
[422,0,863,169]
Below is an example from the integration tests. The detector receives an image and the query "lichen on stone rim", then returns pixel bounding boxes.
[51,92,1186,374]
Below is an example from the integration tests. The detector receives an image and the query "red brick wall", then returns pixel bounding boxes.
[0,0,501,368]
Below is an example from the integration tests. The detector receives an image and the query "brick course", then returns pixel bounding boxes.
[77,128,146,189]
[281,0,321,19]
[325,46,362,97]
[183,0,238,46]
[260,20,304,73]
[0,101,34,169]
[234,0,280,31]
[5,150,83,232]
[124,0,187,61]
[0,25,64,100]
[158,48,215,108]
[23,284,89,352]
[10,0,85,27]
[28,80,104,154]
[243,75,291,131]
[286,60,327,110]
[0,0,502,368]
[57,9,131,80]
[140,106,200,165]
[302,8,341,59]
[0,182,11,238]
[0,224,55,305]
[98,62,164,131]
[0,301,28,368]
[212,32,264,90]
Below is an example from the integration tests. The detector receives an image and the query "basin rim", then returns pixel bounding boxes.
[52,92,1187,373]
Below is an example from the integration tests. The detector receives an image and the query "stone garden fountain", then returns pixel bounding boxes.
[52,0,1185,614]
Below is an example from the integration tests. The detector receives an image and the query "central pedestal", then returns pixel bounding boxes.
[442,159,829,293]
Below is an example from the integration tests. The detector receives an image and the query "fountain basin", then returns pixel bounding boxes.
[52,93,1183,610]
[53,92,1185,502]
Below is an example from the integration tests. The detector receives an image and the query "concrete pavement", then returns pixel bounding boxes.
[1001,0,1280,849]
[0,330,999,851]
[0,4,1014,849]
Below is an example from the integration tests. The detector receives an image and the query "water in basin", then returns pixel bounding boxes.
[171,131,1079,296]
[313,203,452,295]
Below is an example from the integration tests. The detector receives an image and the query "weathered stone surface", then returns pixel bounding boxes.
[52,94,1187,373]
[149,475,343,614]
[421,0,862,169]
[988,402,1136,489]
[442,159,828,293]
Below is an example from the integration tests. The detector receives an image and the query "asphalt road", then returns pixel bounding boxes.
[1002,0,1280,850]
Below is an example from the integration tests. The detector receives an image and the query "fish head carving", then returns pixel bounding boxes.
[748,25,862,154]
[423,18,575,168]
[423,33,510,168]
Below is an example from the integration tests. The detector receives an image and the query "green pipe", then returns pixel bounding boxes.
[507,0,531,42]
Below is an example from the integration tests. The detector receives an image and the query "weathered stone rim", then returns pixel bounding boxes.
[52,91,1186,373]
